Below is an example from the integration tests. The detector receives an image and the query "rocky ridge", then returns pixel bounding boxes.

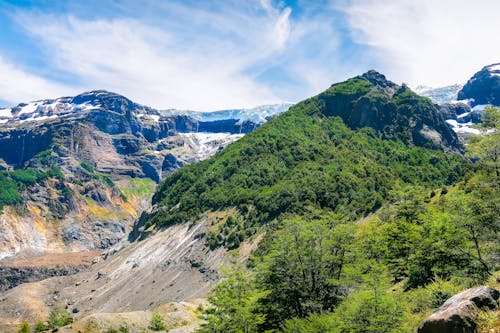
[0,91,289,266]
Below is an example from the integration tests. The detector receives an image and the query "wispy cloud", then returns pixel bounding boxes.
[0,55,80,104]
[340,0,500,87]
[8,1,296,110]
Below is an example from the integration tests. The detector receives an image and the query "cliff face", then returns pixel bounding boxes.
[0,91,289,260]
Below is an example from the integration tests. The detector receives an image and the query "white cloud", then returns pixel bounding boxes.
[10,2,294,110]
[341,0,500,87]
[0,55,80,104]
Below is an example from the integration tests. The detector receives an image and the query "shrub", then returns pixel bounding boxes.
[80,162,94,173]
[33,320,47,333]
[149,313,166,331]
[18,321,30,333]
[47,308,72,329]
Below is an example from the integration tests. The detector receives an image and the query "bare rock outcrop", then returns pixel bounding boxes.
[418,286,500,333]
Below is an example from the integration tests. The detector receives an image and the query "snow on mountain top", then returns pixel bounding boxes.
[161,103,292,123]
[486,63,500,72]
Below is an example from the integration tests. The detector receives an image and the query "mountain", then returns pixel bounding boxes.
[0,91,289,262]
[2,71,498,333]
[458,63,500,106]
[147,70,465,237]
[0,71,473,331]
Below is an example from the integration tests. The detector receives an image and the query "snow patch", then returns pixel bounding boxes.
[18,102,40,115]
[446,119,480,135]
[177,132,244,160]
[0,108,12,118]
[487,64,500,71]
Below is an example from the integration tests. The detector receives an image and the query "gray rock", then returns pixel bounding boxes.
[418,286,500,333]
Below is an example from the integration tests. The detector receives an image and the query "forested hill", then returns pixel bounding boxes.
[145,71,468,243]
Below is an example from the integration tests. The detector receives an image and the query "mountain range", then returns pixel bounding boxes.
[0,66,498,333]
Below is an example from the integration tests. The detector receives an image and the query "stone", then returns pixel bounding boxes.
[418,286,500,333]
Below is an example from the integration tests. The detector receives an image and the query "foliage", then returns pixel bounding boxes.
[150,101,468,237]
[329,275,407,333]
[149,313,166,331]
[80,162,95,173]
[199,265,267,333]
[33,320,47,333]
[0,173,23,209]
[18,322,30,333]
[47,308,72,329]
[468,106,500,182]
[255,215,355,328]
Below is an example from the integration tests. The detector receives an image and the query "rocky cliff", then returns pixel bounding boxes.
[0,91,289,261]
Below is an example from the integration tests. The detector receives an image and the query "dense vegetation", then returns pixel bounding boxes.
[146,74,499,332]
[194,105,499,332]
[150,74,468,249]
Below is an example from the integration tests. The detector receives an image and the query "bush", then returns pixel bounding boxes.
[33,320,47,333]
[18,321,30,333]
[149,313,166,331]
[47,308,72,329]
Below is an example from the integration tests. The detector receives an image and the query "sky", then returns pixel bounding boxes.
[0,0,499,110]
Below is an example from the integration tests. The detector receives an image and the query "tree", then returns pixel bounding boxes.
[256,216,355,328]
[47,308,72,329]
[468,106,500,182]
[198,264,266,333]
[331,273,406,333]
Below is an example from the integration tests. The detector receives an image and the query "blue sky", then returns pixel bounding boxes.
[0,0,499,110]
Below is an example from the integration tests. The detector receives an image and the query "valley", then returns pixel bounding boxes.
[0,66,498,333]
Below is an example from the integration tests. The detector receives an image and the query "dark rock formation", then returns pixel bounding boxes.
[458,63,500,106]
[317,70,462,152]
[418,286,500,333]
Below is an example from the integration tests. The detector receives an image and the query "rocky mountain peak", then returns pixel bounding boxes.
[458,63,500,106]
[360,69,398,90]
[318,73,462,152]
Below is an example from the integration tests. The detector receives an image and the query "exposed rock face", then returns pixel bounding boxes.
[0,252,99,291]
[0,91,290,259]
[458,63,500,106]
[418,286,500,333]
[318,70,462,152]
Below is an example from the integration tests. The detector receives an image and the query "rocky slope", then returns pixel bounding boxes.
[0,91,289,277]
[2,70,494,332]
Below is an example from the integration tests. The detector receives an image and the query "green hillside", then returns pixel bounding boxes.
[144,72,499,332]
[149,72,467,241]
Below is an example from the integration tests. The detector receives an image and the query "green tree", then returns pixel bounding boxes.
[468,106,500,182]
[198,265,266,333]
[256,216,355,328]
[331,274,406,333]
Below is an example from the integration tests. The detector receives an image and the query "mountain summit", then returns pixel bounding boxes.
[315,70,461,152]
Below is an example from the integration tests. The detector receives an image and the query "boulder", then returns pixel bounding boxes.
[418,286,500,333]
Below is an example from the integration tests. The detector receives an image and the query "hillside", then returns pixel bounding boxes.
[2,71,498,333]
[0,91,289,292]
[140,71,498,332]
[146,71,466,238]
